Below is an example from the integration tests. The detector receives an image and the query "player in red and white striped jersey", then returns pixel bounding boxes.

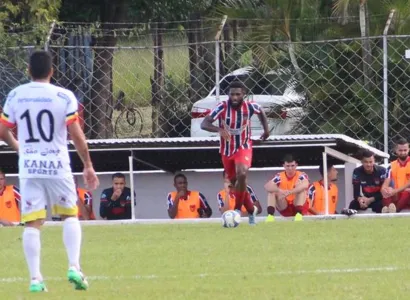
[201,81,269,225]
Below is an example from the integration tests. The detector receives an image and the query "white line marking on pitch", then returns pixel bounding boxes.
[0,266,402,283]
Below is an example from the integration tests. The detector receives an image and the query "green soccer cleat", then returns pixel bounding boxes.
[265,215,275,222]
[294,213,303,222]
[29,281,47,293]
[67,268,89,290]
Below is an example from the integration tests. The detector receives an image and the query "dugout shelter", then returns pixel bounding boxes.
[0,134,388,218]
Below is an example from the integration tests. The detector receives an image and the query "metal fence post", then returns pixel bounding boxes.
[383,10,396,164]
[215,15,227,102]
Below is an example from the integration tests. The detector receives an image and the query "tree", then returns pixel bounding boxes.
[0,1,61,107]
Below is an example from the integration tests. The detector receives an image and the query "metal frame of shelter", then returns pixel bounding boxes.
[0,134,389,219]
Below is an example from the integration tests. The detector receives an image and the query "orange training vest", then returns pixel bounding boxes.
[170,191,200,219]
[218,190,248,215]
[277,171,307,204]
[0,185,20,222]
[309,181,338,214]
[389,158,410,189]
[77,188,95,220]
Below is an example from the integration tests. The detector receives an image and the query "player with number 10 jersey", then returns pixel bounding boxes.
[1,82,79,179]
[0,50,99,293]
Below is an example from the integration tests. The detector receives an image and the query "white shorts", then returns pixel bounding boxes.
[20,177,78,223]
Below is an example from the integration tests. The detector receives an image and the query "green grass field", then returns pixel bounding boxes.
[0,218,408,299]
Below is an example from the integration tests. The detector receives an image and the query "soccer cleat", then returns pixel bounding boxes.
[29,280,47,293]
[388,203,397,213]
[265,214,275,222]
[381,206,389,213]
[67,267,88,290]
[294,213,303,221]
[248,206,258,225]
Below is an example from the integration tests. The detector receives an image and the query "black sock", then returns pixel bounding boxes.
[267,206,275,215]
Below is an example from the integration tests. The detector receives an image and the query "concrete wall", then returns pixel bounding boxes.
[4,166,349,220]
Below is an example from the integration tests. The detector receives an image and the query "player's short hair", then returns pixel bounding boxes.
[229,81,246,91]
[29,50,53,80]
[174,173,187,183]
[361,150,374,159]
[0,168,5,176]
[112,172,125,180]
[394,137,408,147]
[283,154,297,164]
[319,162,334,176]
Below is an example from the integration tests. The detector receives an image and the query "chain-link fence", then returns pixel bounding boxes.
[1,20,410,152]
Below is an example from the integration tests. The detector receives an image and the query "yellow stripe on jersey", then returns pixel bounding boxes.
[0,113,15,128]
[66,111,79,125]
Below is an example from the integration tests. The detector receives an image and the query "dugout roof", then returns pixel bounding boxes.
[0,134,389,173]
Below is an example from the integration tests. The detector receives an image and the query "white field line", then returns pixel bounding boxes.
[0,266,403,283]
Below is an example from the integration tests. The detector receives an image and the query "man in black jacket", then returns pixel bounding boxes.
[348,150,386,213]
[100,173,136,220]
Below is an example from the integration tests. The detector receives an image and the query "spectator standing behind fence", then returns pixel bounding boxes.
[217,171,262,216]
[381,138,410,213]
[348,151,386,213]
[100,173,135,220]
[167,174,212,219]
[0,168,21,226]
[308,163,339,215]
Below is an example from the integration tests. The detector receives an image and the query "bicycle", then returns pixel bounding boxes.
[113,91,144,138]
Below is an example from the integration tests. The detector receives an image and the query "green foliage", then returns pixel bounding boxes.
[0,0,61,46]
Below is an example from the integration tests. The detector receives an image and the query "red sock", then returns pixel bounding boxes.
[295,205,306,215]
[267,206,275,215]
[243,192,255,214]
[382,197,393,207]
[234,191,246,211]
[397,192,410,212]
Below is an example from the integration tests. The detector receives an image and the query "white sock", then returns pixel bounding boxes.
[63,217,82,270]
[23,227,42,282]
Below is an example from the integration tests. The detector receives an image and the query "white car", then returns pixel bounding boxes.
[190,67,306,137]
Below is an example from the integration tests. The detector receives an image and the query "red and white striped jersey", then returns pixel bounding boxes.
[209,100,262,156]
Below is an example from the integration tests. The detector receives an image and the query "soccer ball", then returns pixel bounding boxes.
[221,210,241,228]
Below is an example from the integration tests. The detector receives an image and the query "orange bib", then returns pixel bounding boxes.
[218,190,247,215]
[390,159,410,189]
[77,188,95,220]
[278,171,305,204]
[310,181,338,214]
[0,185,20,222]
[170,191,200,219]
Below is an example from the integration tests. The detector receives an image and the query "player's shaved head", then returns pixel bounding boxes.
[29,50,53,80]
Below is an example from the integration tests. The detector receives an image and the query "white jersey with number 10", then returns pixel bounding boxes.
[0,82,79,179]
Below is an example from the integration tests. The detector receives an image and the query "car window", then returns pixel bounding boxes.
[212,73,292,96]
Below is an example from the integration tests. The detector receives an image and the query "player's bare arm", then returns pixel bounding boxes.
[264,181,280,193]
[257,109,270,140]
[68,121,99,191]
[381,175,392,197]
[167,196,180,219]
[287,179,309,196]
[0,124,18,152]
[200,115,230,140]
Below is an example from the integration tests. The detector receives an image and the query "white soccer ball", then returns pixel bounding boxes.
[221,210,241,228]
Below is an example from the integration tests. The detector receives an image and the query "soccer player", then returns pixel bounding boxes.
[308,163,338,215]
[100,173,136,220]
[75,177,95,221]
[381,138,410,212]
[167,174,212,219]
[200,81,269,225]
[0,50,99,292]
[264,154,309,220]
[218,171,262,216]
[349,150,386,213]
